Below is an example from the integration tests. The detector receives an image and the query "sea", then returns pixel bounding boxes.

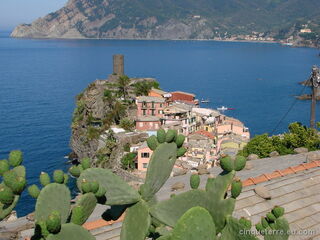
[0,31,319,216]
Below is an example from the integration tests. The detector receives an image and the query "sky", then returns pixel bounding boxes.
[0,0,67,30]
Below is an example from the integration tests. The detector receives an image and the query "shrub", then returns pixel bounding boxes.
[121,152,137,170]
[119,118,135,131]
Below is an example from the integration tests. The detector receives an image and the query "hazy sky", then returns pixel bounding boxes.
[0,0,67,30]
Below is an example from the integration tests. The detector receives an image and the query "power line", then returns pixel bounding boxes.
[270,84,308,135]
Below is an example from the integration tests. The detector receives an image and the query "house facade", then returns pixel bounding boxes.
[136,143,153,171]
[136,96,167,131]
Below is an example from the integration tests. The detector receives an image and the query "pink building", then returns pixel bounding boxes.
[136,142,153,171]
[216,116,250,139]
[136,96,167,131]
[136,96,166,117]
[136,116,161,131]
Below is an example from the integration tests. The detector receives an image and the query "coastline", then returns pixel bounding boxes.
[9,31,318,48]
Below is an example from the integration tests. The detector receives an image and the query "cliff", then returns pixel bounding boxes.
[10,0,320,46]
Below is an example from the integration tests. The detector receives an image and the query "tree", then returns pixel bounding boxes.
[133,80,161,96]
[112,101,127,125]
[117,75,131,100]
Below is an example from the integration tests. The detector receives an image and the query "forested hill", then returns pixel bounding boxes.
[11,0,320,46]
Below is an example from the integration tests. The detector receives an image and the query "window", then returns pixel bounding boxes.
[150,122,153,126]
[158,110,163,114]
[143,110,146,116]
[143,163,148,168]
[160,103,163,107]
[142,101,147,107]
[151,110,155,116]
[139,122,143,127]
[141,152,150,158]
[151,101,155,108]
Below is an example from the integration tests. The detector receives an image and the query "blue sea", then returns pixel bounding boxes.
[0,31,319,216]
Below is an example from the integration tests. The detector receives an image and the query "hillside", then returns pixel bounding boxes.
[11,0,320,46]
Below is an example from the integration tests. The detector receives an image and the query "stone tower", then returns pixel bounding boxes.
[113,54,124,76]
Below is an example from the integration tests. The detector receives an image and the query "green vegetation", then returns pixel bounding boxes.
[0,150,27,221]
[239,122,320,158]
[133,80,160,96]
[117,75,131,100]
[86,126,101,140]
[123,142,131,152]
[96,130,117,167]
[119,118,135,131]
[121,152,137,170]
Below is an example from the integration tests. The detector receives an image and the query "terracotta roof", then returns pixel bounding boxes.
[191,130,215,140]
[171,91,196,97]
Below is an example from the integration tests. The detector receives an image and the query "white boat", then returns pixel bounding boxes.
[201,99,210,103]
[217,106,228,111]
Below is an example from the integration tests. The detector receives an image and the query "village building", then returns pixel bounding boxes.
[135,96,167,131]
[170,91,199,105]
[136,142,153,171]
[192,108,220,132]
[185,130,217,167]
[216,115,250,139]
[162,102,197,135]
[148,88,172,99]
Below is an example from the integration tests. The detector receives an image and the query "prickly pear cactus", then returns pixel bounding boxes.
[77,168,140,205]
[46,223,95,240]
[256,207,290,240]
[167,207,216,240]
[0,150,27,220]
[120,200,151,240]
[70,193,97,225]
[140,142,177,201]
[35,183,71,223]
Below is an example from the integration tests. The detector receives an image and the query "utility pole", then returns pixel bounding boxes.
[310,66,320,129]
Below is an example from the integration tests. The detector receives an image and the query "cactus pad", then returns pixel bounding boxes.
[77,168,140,205]
[220,217,258,240]
[69,166,81,178]
[0,195,19,220]
[46,223,95,240]
[157,129,166,143]
[140,142,177,201]
[53,170,64,184]
[190,174,200,189]
[120,200,151,240]
[0,160,9,175]
[35,183,71,223]
[40,172,51,186]
[147,135,159,150]
[206,171,236,232]
[0,184,14,205]
[81,158,91,170]
[46,211,62,234]
[71,193,97,225]
[8,150,23,167]
[150,189,208,227]
[28,184,41,198]
[169,207,216,240]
